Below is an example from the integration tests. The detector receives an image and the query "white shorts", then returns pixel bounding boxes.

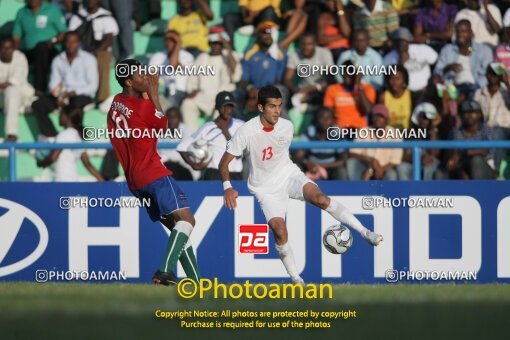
[253,169,316,222]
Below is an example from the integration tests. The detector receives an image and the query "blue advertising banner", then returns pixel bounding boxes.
[0,181,509,283]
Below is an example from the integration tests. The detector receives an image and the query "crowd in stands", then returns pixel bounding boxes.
[1,0,510,181]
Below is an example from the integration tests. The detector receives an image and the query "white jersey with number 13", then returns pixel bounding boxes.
[226,116,299,194]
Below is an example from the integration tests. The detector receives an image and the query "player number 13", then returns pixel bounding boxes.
[262,146,273,161]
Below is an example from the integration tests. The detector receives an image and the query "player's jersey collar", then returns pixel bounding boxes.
[258,115,276,132]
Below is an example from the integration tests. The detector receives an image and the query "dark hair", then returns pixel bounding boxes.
[342,59,355,68]
[0,36,14,48]
[165,106,182,120]
[64,30,80,43]
[62,106,85,139]
[386,64,409,89]
[313,107,334,127]
[300,32,316,43]
[166,29,180,37]
[317,107,333,117]
[258,85,282,106]
[351,28,369,42]
[115,59,142,88]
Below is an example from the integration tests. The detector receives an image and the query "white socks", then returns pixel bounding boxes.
[174,220,193,236]
[275,242,301,280]
[325,199,368,236]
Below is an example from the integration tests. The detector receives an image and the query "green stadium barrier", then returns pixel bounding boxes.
[0,0,24,27]
[289,109,313,136]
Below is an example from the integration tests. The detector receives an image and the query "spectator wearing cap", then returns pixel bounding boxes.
[181,27,242,132]
[418,79,460,140]
[352,0,400,51]
[167,0,214,58]
[397,102,442,180]
[13,0,67,95]
[383,27,438,98]
[317,0,351,61]
[149,30,194,111]
[413,0,458,52]
[347,104,403,180]
[68,0,119,103]
[437,100,495,180]
[177,91,245,180]
[284,33,334,117]
[237,22,288,117]
[434,20,493,99]
[324,60,376,130]
[338,29,384,91]
[454,0,502,48]
[474,64,510,171]
[294,107,348,180]
[495,11,510,71]
[379,65,412,130]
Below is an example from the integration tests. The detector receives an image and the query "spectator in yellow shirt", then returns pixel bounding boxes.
[167,0,213,57]
[379,65,412,129]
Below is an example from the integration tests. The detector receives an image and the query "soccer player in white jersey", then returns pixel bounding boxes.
[219,85,383,284]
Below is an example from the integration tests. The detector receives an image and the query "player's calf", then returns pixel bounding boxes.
[268,217,289,245]
[303,183,383,246]
[269,218,303,282]
[303,183,331,209]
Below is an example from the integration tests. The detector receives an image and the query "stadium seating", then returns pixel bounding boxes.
[0,0,508,181]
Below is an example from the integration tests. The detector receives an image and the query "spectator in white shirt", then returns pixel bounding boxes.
[36,106,104,182]
[178,91,244,180]
[0,37,34,142]
[474,64,510,171]
[32,31,98,138]
[454,0,502,48]
[68,0,119,102]
[181,27,242,131]
[149,30,194,111]
[384,27,438,99]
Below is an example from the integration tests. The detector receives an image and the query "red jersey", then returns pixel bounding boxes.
[107,93,172,191]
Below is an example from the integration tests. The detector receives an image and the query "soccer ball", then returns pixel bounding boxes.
[323,224,353,254]
[187,138,212,164]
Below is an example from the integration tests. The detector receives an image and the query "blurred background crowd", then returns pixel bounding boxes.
[0,0,510,181]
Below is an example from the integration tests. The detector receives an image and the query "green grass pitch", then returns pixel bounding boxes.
[1,282,509,340]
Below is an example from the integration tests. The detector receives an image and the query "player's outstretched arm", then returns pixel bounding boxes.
[219,152,238,210]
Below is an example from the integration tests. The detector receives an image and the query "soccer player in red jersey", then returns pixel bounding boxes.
[108,59,199,285]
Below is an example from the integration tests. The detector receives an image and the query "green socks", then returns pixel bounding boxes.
[160,221,192,273]
[179,245,201,282]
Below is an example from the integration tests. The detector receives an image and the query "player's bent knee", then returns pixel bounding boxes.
[316,194,330,210]
[307,190,329,209]
[171,208,196,227]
